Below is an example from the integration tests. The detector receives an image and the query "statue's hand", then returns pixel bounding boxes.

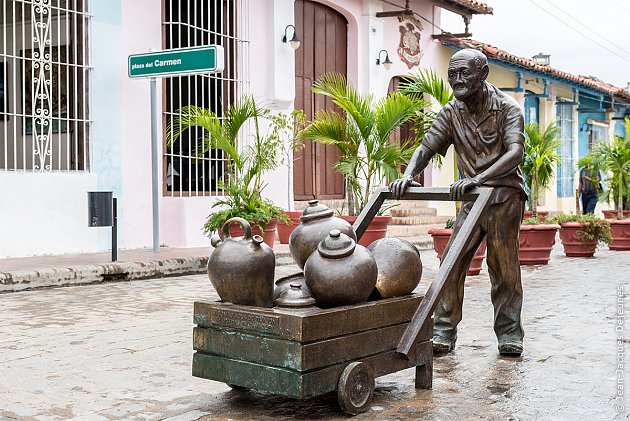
[389,175,417,199]
[450,176,481,201]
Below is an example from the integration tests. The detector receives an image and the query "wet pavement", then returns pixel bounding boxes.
[1,243,628,420]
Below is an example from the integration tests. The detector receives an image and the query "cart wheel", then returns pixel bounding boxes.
[337,362,374,415]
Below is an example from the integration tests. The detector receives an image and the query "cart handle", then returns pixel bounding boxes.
[351,186,494,360]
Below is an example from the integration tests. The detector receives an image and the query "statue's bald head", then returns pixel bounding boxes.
[447,48,489,101]
[450,49,488,70]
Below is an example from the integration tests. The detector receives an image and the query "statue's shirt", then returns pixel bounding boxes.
[422,82,526,203]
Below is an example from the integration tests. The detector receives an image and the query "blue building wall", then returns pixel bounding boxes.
[90,0,124,250]
[577,95,605,159]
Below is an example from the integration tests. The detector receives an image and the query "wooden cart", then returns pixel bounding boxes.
[193,187,493,414]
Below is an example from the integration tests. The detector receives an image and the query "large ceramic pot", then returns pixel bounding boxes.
[367,238,422,299]
[209,218,275,307]
[277,211,302,244]
[558,222,598,257]
[427,228,486,276]
[523,211,550,222]
[289,201,356,269]
[609,219,630,251]
[518,224,560,265]
[603,210,630,220]
[304,230,377,308]
[221,218,277,249]
[339,215,392,248]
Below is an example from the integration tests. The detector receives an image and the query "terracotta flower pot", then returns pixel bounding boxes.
[427,228,487,276]
[602,210,630,220]
[221,218,278,249]
[609,219,630,251]
[523,210,549,222]
[558,222,598,257]
[518,224,560,265]
[276,211,302,244]
[339,215,391,247]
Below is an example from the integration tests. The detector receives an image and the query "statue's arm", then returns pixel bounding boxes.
[390,109,450,199]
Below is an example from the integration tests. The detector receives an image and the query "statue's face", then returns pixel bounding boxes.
[447,55,486,101]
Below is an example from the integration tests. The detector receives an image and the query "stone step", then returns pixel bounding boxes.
[390,215,453,226]
[387,223,447,237]
[387,200,431,209]
[390,208,438,217]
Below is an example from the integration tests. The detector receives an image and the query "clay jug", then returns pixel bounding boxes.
[304,230,377,308]
[368,238,422,299]
[208,217,275,308]
[289,200,356,269]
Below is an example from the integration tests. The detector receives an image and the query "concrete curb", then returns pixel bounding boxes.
[0,239,433,293]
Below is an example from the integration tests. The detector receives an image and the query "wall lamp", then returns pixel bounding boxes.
[282,24,301,50]
[376,49,392,70]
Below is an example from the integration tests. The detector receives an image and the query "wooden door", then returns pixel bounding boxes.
[293,0,346,200]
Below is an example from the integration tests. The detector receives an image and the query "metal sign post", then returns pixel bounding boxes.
[129,45,224,253]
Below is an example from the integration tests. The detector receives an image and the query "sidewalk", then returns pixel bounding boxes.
[0,235,433,293]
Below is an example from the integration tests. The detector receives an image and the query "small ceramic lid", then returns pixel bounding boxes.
[274,282,316,308]
[300,200,334,223]
[317,229,356,259]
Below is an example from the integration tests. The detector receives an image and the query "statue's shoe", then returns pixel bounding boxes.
[432,335,456,354]
[498,341,523,356]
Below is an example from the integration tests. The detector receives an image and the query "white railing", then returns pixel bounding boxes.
[0,0,91,172]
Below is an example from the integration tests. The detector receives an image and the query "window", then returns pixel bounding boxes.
[589,120,608,148]
[162,0,250,196]
[0,0,90,171]
[556,102,575,198]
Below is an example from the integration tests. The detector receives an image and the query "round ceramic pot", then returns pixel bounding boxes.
[523,210,550,222]
[609,219,630,251]
[558,222,598,257]
[277,211,302,244]
[367,238,422,298]
[518,224,560,265]
[427,228,486,276]
[304,230,377,308]
[339,215,391,248]
[289,201,356,269]
[209,218,276,307]
[603,210,630,220]
[220,218,277,249]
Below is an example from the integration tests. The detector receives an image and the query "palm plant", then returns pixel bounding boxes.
[579,118,630,220]
[300,73,424,215]
[399,68,454,168]
[166,96,289,235]
[522,121,561,217]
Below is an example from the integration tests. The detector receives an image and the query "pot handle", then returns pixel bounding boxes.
[221,217,253,240]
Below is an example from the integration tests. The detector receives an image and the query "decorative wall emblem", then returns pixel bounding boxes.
[397,16,423,69]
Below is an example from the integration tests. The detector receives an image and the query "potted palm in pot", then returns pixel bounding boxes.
[300,73,423,246]
[578,118,630,250]
[166,96,289,248]
[519,122,562,265]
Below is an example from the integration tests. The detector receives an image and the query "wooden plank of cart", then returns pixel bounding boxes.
[193,186,493,415]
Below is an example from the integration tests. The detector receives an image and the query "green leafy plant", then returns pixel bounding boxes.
[300,72,425,215]
[399,68,455,169]
[578,118,630,219]
[521,217,543,225]
[549,212,612,244]
[166,96,296,236]
[522,121,561,217]
[445,219,455,229]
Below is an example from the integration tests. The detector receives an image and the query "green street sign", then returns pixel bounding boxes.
[128,45,224,78]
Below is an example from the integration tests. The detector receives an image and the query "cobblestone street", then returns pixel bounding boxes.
[1,243,628,420]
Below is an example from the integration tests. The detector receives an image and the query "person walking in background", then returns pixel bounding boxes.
[578,166,601,214]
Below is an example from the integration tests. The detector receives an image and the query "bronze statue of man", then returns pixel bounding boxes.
[390,48,526,356]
